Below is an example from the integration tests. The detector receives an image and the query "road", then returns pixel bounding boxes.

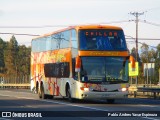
[0,89,159,120]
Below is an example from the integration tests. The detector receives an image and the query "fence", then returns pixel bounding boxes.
[0,76,30,89]
[129,84,160,99]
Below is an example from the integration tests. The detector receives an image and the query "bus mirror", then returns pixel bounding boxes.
[129,55,135,70]
[75,56,81,72]
[82,76,88,82]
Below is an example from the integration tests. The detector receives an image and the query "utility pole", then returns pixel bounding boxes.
[130,12,144,86]
[130,12,144,61]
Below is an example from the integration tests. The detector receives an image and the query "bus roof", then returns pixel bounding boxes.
[32,25,123,40]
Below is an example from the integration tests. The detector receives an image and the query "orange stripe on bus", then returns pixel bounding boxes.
[78,51,129,56]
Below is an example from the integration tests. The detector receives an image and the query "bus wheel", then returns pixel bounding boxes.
[67,87,74,102]
[48,95,54,99]
[39,84,47,99]
[38,85,42,98]
[36,82,39,94]
[107,99,115,104]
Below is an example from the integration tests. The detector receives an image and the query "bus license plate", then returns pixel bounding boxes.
[102,94,115,97]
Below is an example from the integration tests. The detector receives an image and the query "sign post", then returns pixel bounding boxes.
[129,62,139,97]
[143,63,155,87]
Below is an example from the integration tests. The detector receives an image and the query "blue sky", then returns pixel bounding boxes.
[0,0,160,51]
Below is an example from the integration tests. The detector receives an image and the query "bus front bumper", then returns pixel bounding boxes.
[80,91,128,100]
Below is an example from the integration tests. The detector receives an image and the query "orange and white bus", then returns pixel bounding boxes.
[31,25,135,103]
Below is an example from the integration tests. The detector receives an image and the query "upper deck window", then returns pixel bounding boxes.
[32,30,72,52]
[79,29,127,51]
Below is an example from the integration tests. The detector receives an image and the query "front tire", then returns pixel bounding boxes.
[66,87,74,102]
[38,84,47,99]
[48,95,54,99]
[38,84,42,98]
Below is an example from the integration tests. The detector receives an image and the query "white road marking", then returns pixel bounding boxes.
[142,117,160,120]
[0,93,159,120]
[0,118,11,120]
[0,93,109,111]
[41,99,109,111]
[138,105,160,108]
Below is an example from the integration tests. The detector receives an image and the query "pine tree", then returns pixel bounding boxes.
[0,38,5,75]
[155,44,160,84]
[4,36,18,80]
[17,45,31,82]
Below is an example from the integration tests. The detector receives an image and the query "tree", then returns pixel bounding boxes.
[140,43,157,84]
[0,38,5,75]
[154,44,160,84]
[4,35,18,77]
[0,35,31,83]
[17,45,31,79]
[140,43,156,63]
[130,47,141,63]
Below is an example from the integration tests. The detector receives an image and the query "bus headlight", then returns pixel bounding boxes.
[121,88,127,92]
[80,87,89,91]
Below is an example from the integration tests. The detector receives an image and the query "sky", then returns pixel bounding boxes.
[0,0,160,51]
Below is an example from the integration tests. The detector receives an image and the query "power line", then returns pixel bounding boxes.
[0,25,68,28]
[140,20,160,27]
[126,38,160,41]
[0,20,131,29]
[125,35,160,40]
[97,20,131,24]
[125,35,159,48]
[126,41,157,49]
[1,32,160,40]
[0,32,40,36]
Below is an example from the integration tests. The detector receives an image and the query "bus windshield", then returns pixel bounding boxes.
[79,29,127,51]
[80,57,129,83]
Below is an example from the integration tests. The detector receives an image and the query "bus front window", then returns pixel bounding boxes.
[80,57,128,83]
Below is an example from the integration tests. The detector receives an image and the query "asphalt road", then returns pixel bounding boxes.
[0,89,159,120]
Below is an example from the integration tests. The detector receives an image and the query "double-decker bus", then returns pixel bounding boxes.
[31,25,135,103]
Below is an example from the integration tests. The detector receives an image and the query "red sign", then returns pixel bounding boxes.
[85,31,117,37]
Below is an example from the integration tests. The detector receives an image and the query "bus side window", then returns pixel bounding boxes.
[71,29,78,48]
[44,62,70,78]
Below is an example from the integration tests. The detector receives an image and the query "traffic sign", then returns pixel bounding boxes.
[129,62,139,76]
